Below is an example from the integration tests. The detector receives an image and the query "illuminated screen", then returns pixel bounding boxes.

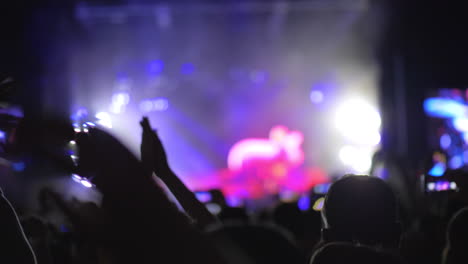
[423,89,468,191]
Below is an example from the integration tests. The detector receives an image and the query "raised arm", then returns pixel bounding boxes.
[140,117,219,229]
[0,189,37,264]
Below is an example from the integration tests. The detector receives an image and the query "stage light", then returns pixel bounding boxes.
[313,183,330,194]
[339,145,372,173]
[71,174,82,183]
[353,153,372,173]
[112,92,130,106]
[427,182,435,191]
[228,126,304,171]
[80,179,93,188]
[226,196,243,207]
[153,98,169,111]
[110,92,130,114]
[449,156,463,169]
[440,134,451,149]
[148,60,164,75]
[139,100,153,113]
[69,140,76,145]
[70,155,79,163]
[424,98,467,118]
[453,118,468,132]
[335,98,381,145]
[309,90,324,104]
[298,195,310,211]
[95,112,112,128]
[428,162,445,177]
[195,192,212,203]
[339,145,355,165]
[450,182,457,190]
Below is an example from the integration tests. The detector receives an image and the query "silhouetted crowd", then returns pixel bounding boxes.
[1,117,468,264]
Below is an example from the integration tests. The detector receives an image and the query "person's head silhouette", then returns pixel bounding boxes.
[321,175,401,248]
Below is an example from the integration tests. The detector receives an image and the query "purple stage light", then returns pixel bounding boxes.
[195,192,212,203]
[153,98,169,111]
[139,100,154,113]
[148,60,164,75]
[449,156,463,169]
[440,134,451,149]
[298,195,310,211]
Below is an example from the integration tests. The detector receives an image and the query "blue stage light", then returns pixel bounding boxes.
[424,98,467,118]
[428,162,445,177]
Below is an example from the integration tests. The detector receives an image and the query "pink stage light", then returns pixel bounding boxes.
[186,126,328,202]
[227,126,304,171]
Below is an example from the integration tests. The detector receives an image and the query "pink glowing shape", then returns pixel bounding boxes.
[227,126,304,171]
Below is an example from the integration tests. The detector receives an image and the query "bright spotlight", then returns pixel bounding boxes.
[339,145,356,165]
[95,112,112,128]
[335,99,381,145]
[80,179,93,188]
[339,145,372,173]
[352,153,372,173]
[72,174,82,183]
[110,92,130,114]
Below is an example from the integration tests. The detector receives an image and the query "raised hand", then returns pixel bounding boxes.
[140,117,170,177]
[139,117,219,229]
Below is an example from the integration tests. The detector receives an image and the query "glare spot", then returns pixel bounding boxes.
[427,182,435,191]
[95,112,112,128]
[450,182,457,190]
[335,99,381,146]
[80,179,93,188]
[71,174,82,183]
[309,90,324,104]
[339,145,372,173]
[440,134,451,149]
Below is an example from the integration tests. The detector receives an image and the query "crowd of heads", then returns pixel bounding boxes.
[0,116,467,264]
